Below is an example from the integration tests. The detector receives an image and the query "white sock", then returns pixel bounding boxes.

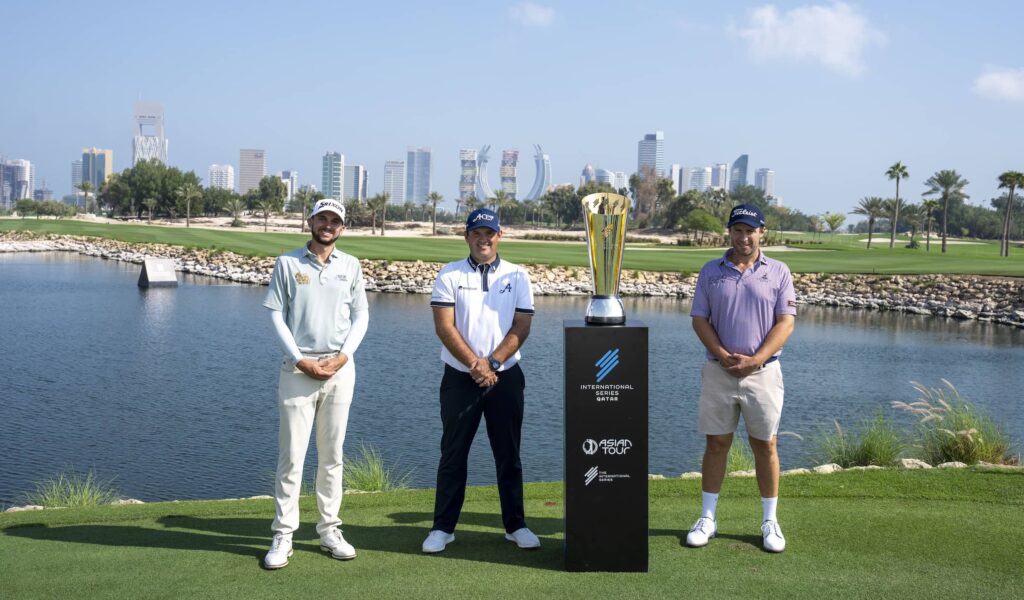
[701,491,719,520]
[762,496,778,522]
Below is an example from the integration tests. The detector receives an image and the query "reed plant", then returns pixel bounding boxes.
[23,470,121,508]
[344,443,411,492]
[726,442,755,472]
[893,380,1012,465]
[814,412,903,467]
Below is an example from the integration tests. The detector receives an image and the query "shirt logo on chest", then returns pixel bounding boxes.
[295,273,310,285]
[498,282,512,293]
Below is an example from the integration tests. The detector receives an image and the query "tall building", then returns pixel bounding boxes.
[669,164,683,195]
[580,164,595,187]
[755,168,776,198]
[405,146,431,204]
[524,145,551,200]
[70,159,82,196]
[344,165,366,202]
[1,159,33,209]
[500,149,518,199]
[729,154,749,192]
[280,170,299,202]
[81,148,113,191]
[637,131,665,177]
[132,101,168,165]
[321,152,344,200]
[595,168,615,188]
[613,171,628,191]
[711,163,729,190]
[683,166,712,193]
[459,149,478,210]
[208,164,235,190]
[239,149,267,194]
[383,160,406,204]
[33,182,53,201]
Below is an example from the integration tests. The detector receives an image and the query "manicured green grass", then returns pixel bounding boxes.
[2,219,1023,275]
[2,470,1022,599]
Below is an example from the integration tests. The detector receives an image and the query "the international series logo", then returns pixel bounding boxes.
[584,466,599,486]
[595,348,620,383]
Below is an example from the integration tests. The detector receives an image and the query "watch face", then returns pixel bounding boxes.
[489,358,501,371]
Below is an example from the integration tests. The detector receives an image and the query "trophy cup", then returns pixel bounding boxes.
[582,192,630,325]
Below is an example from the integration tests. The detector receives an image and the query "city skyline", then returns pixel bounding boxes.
[3,2,1023,215]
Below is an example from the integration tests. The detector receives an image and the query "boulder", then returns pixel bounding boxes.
[897,458,932,469]
[812,463,843,474]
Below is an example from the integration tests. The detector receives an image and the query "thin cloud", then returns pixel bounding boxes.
[509,2,555,27]
[972,66,1024,102]
[736,2,886,77]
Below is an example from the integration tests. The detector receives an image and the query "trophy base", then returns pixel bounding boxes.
[585,296,625,325]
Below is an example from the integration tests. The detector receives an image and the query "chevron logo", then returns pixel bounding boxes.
[595,348,620,383]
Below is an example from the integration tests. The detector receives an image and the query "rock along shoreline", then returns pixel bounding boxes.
[2,232,1023,328]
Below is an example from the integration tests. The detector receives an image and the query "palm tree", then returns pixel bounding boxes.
[175,181,202,228]
[293,188,311,232]
[255,198,275,232]
[997,171,1024,257]
[851,196,885,249]
[921,199,940,252]
[901,203,923,247]
[881,197,904,246]
[922,170,970,253]
[886,162,909,248]
[143,197,158,224]
[225,197,245,227]
[425,191,443,235]
[822,212,846,240]
[402,200,417,222]
[489,190,516,221]
[77,181,94,214]
[366,193,389,236]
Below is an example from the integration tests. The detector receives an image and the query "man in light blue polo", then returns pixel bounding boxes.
[685,203,796,553]
[262,198,369,569]
[421,207,540,554]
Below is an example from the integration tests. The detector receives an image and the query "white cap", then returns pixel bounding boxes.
[309,198,346,222]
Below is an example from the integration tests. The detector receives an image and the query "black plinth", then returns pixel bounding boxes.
[563,320,648,572]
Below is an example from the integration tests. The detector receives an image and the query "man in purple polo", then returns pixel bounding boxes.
[685,203,796,553]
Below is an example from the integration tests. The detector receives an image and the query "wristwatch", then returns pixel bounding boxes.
[487,356,502,372]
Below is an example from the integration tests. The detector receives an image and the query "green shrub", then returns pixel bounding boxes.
[727,442,755,472]
[344,443,411,492]
[24,470,121,508]
[814,413,903,467]
[893,380,1013,465]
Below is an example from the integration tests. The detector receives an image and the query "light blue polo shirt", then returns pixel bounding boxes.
[263,244,368,354]
[690,250,796,359]
[430,255,535,372]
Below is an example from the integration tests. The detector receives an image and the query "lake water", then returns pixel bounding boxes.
[1,252,1022,504]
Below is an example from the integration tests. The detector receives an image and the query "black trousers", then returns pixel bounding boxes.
[432,363,526,534]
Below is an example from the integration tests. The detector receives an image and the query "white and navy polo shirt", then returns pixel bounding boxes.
[430,255,535,372]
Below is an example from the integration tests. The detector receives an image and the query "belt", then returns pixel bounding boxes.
[303,351,340,359]
[712,355,778,369]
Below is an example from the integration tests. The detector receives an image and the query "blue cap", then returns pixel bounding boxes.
[466,207,500,232]
[727,204,765,228]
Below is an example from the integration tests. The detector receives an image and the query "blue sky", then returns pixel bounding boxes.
[4,1,1023,214]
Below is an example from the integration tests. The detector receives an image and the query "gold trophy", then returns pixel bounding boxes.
[582,192,630,325]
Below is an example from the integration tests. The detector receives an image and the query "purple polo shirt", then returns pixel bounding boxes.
[690,250,796,359]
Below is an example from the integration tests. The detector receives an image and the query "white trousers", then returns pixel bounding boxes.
[272,358,355,536]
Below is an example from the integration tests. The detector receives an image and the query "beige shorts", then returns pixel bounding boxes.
[698,360,784,441]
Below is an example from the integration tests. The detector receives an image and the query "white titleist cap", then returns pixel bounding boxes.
[309,198,346,222]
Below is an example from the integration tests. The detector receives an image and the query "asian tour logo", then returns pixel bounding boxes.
[595,348,620,382]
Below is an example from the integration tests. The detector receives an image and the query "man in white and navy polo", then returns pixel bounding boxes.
[421,207,541,554]
[262,198,369,569]
[685,203,796,553]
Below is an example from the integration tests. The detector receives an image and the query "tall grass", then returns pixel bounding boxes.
[727,443,755,472]
[814,413,903,467]
[893,380,1012,465]
[23,470,121,508]
[344,443,411,492]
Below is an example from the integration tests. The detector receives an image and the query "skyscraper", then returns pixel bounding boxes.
[613,172,628,191]
[208,164,235,190]
[669,164,683,194]
[70,159,82,196]
[595,168,615,188]
[239,149,267,194]
[730,154,749,192]
[637,131,665,177]
[383,160,406,204]
[684,166,712,193]
[711,163,729,190]
[132,101,168,165]
[500,149,518,199]
[322,152,344,200]
[82,148,113,190]
[459,149,478,210]
[580,164,595,187]
[405,146,431,204]
[280,170,299,202]
[1,159,33,209]
[344,165,366,202]
[524,145,551,200]
[755,168,776,198]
